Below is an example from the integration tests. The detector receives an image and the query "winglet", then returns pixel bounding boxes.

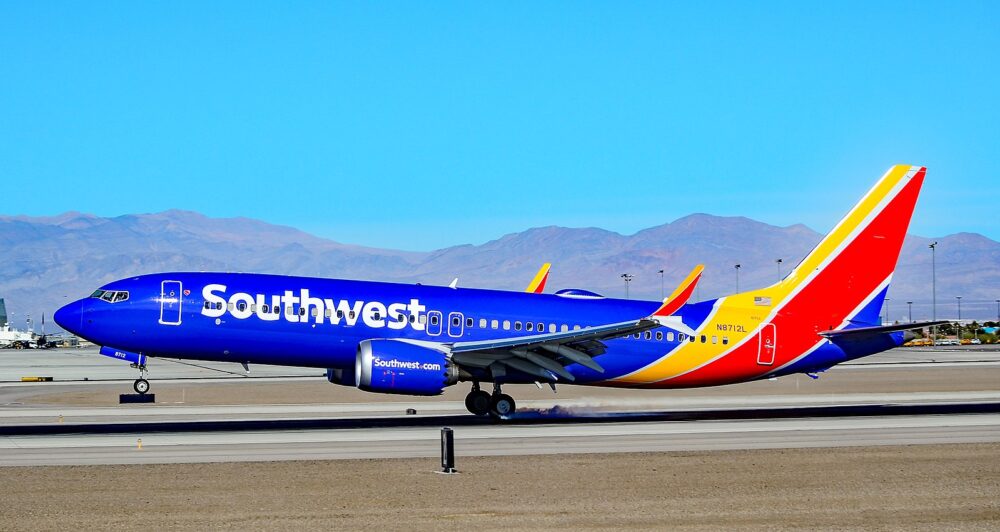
[525,262,551,294]
[652,265,704,317]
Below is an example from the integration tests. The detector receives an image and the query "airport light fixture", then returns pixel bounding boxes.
[907,301,913,323]
[776,258,783,282]
[883,298,891,325]
[929,241,937,344]
[657,269,664,300]
[956,296,962,338]
[996,299,999,323]
[734,264,741,294]
[621,273,633,300]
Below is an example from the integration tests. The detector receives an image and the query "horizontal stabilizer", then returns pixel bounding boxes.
[818,321,949,339]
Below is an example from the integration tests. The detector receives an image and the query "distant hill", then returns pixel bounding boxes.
[2,210,998,330]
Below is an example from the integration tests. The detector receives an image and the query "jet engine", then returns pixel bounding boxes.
[355,339,458,395]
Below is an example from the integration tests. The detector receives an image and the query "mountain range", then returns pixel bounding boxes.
[2,210,998,331]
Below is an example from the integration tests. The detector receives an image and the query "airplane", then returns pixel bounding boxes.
[55,165,943,418]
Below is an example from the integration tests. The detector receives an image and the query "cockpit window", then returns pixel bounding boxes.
[92,290,129,303]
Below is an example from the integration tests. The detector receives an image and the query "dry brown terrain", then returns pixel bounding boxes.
[2,444,998,531]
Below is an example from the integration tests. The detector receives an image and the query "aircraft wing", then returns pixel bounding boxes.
[447,265,704,382]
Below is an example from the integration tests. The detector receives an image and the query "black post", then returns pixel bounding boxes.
[441,427,456,473]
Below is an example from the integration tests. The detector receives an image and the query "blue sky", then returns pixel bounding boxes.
[2,2,997,251]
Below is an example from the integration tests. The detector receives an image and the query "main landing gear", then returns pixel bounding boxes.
[464,382,516,419]
[131,362,150,395]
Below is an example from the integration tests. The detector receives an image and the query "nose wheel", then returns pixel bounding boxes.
[131,363,150,395]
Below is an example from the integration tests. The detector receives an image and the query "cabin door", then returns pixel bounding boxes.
[159,280,183,325]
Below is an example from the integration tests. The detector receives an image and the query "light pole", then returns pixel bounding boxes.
[929,241,937,344]
[734,264,741,294]
[907,301,913,323]
[657,269,664,300]
[621,273,633,300]
[956,296,962,339]
[884,298,891,325]
[996,299,999,324]
[775,258,783,283]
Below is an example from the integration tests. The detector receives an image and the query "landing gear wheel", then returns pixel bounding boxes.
[133,378,150,395]
[489,393,516,419]
[465,390,492,416]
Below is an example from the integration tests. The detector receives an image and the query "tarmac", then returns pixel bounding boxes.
[1,346,999,466]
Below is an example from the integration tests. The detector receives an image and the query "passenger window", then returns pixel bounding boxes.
[656,331,663,341]
[372,311,380,320]
[514,321,522,331]
[272,305,278,314]
[549,324,556,333]
[466,318,474,327]
[419,315,426,324]
[538,323,545,332]
[338,310,345,319]
[238,302,247,312]
[228,302,235,311]
[633,333,641,339]
[324,308,331,318]
[722,337,729,345]
[700,335,706,343]
[689,335,695,342]
[409,314,415,323]
[711,335,717,344]
[502,320,510,330]
[299,307,306,316]
[204,301,211,310]
[573,325,581,331]
[644,331,652,340]
[217,302,223,310]
[263,304,270,313]
[491,320,499,329]
[398,314,405,323]
[667,332,675,342]
[250,304,256,312]
[431,315,439,326]
[349,311,356,319]
[479,318,487,328]
[561,325,568,332]
[526,322,534,332]
[452,316,460,326]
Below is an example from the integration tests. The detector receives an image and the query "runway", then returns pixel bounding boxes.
[2,346,999,466]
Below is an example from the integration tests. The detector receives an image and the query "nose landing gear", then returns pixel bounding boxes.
[131,362,150,395]
[463,382,516,419]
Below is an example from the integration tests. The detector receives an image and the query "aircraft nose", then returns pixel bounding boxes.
[54,299,85,335]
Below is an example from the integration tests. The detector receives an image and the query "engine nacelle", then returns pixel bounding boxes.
[355,339,457,396]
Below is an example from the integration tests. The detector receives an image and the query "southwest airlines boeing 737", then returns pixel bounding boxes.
[55,165,941,418]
